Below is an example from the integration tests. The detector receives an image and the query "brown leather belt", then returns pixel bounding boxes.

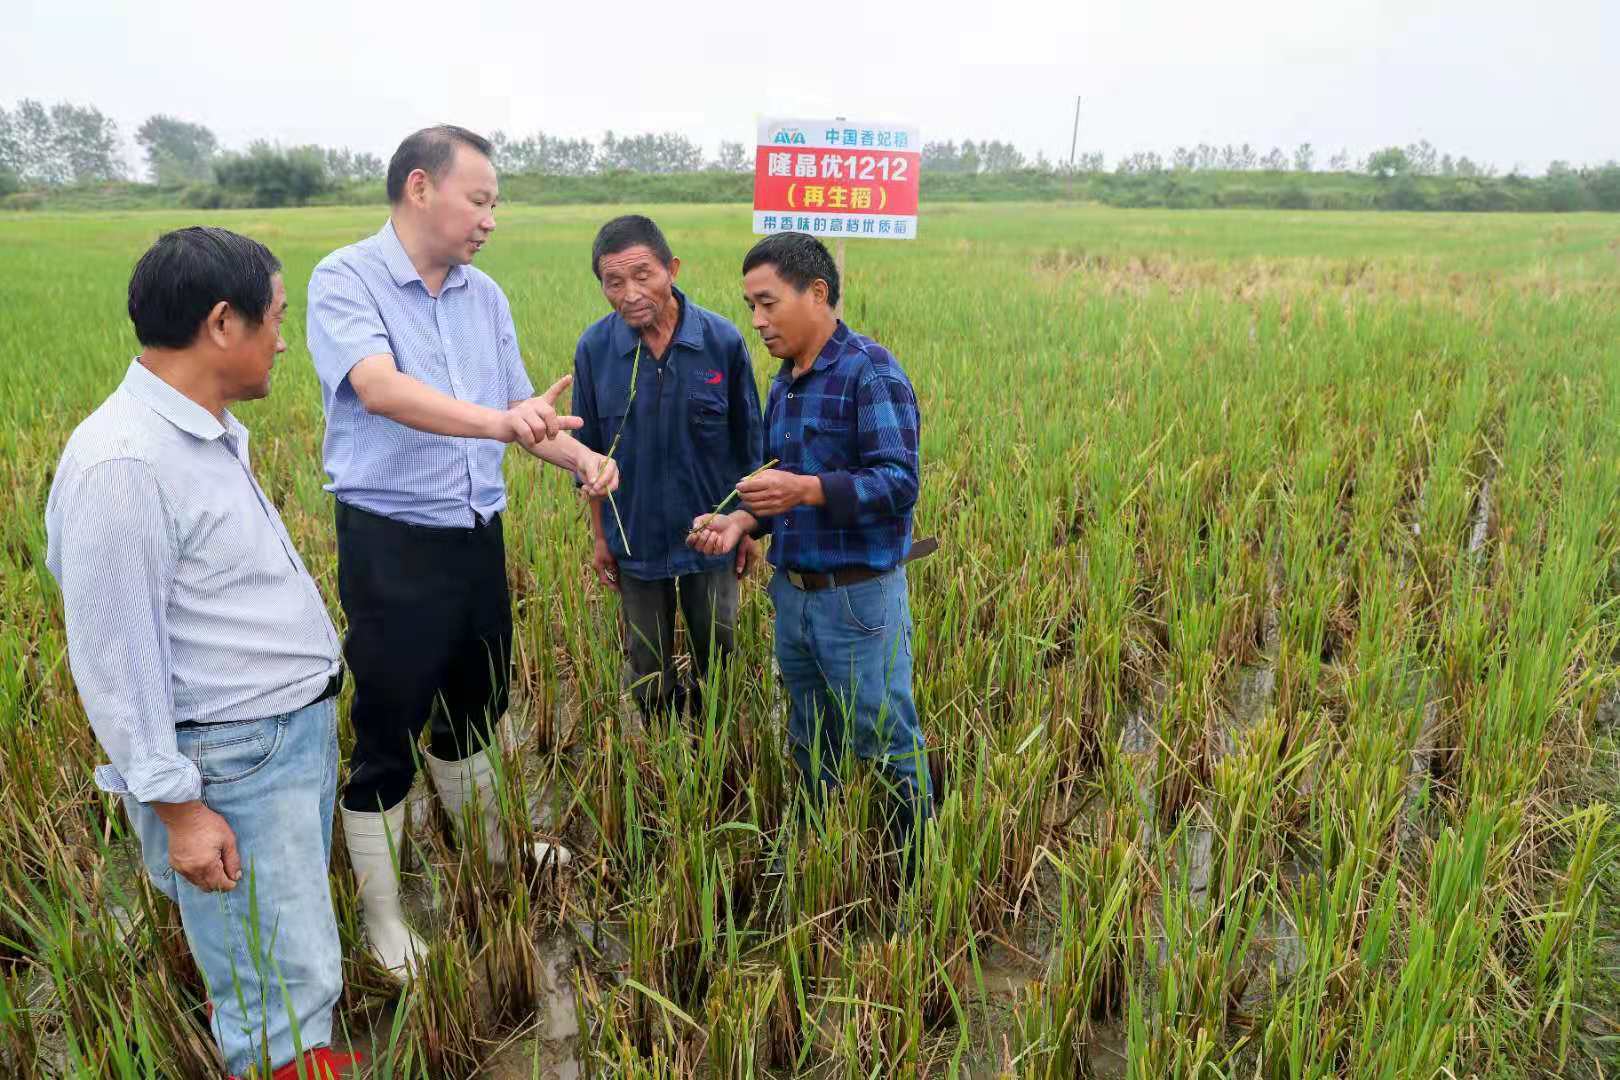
[781,537,939,592]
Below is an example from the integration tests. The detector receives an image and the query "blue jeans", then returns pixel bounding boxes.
[125,698,342,1076]
[767,567,932,857]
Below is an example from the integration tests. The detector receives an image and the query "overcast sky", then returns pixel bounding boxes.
[6,0,1615,176]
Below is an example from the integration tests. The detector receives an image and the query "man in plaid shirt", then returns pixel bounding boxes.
[688,232,932,876]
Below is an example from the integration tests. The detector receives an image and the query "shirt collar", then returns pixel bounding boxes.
[609,286,702,358]
[377,218,467,294]
[121,359,234,442]
[776,320,850,382]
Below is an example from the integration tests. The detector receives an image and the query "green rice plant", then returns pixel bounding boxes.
[829,932,927,1077]
[1128,753,1275,1076]
[1408,357,1493,614]
[1349,806,1513,1078]
[1271,413,1355,723]
[577,965,701,1077]
[762,917,813,1072]
[1008,837,1138,1076]
[703,965,779,1079]
[1523,804,1611,1066]
[1124,855,1259,1079]
[478,886,545,1034]
[398,925,484,1077]
[0,965,41,1079]
[1259,756,1406,1078]
[600,341,641,557]
[780,774,884,966]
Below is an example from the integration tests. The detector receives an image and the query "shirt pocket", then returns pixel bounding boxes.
[176,714,288,786]
[599,381,632,451]
[688,390,729,447]
[803,419,852,473]
[595,373,634,452]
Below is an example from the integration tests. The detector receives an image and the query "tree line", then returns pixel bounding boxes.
[3,100,1616,212]
[488,131,755,175]
[0,101,388,203]
[0,102,767,203]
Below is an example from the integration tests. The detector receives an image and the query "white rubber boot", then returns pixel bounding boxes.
[424,746,572,870]
[341,800,428,978]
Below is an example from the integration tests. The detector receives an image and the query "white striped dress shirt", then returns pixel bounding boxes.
[44,361,342,804]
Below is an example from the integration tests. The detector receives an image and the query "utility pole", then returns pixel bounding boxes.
[1068,96,1082,168]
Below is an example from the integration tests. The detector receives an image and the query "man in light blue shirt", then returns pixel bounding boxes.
[46,227,354,1079]
[307,125,616,977]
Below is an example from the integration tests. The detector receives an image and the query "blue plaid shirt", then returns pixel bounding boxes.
[755,322,920,572]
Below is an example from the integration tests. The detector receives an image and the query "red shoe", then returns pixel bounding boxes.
[228,1047,363,1080]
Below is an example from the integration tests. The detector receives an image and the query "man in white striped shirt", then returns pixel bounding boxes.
[45,228,355,1080]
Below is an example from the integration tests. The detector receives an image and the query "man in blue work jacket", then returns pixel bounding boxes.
[572,215,764,720]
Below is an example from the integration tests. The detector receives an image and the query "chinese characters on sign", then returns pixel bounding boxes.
[752,118,920,241]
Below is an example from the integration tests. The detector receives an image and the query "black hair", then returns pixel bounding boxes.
[127,227,281,349]
[741,231,840,309]
[591,214,673,279]
[385,124,494,204]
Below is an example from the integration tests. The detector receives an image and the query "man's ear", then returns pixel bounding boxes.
[667,255,681,282]
[812,278,830,306]
[407,168,431,208]
[204,300,232,349]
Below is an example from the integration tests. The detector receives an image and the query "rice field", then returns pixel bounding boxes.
[2,202,1620,1078]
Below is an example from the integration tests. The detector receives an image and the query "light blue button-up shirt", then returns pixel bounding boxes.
[306,220,536,527]
[44,361,343,805]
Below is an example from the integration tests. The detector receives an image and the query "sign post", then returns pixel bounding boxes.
[834,237,846,318]
[752,116,920,317]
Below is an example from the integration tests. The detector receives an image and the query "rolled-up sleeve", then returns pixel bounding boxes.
[307,261,392,393]
[45,459,200,804]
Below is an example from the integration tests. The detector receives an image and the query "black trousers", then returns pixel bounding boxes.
[618,566,738,719]
[335,501,511,812]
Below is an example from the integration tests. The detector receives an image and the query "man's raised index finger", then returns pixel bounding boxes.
[541,375,574,403]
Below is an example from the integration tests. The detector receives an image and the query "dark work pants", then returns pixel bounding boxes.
[335,501,511,812]
[618,565,738,720]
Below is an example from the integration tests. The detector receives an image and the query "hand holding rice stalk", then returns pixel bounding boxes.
[688,458,780,539]
[598,341,640,556]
